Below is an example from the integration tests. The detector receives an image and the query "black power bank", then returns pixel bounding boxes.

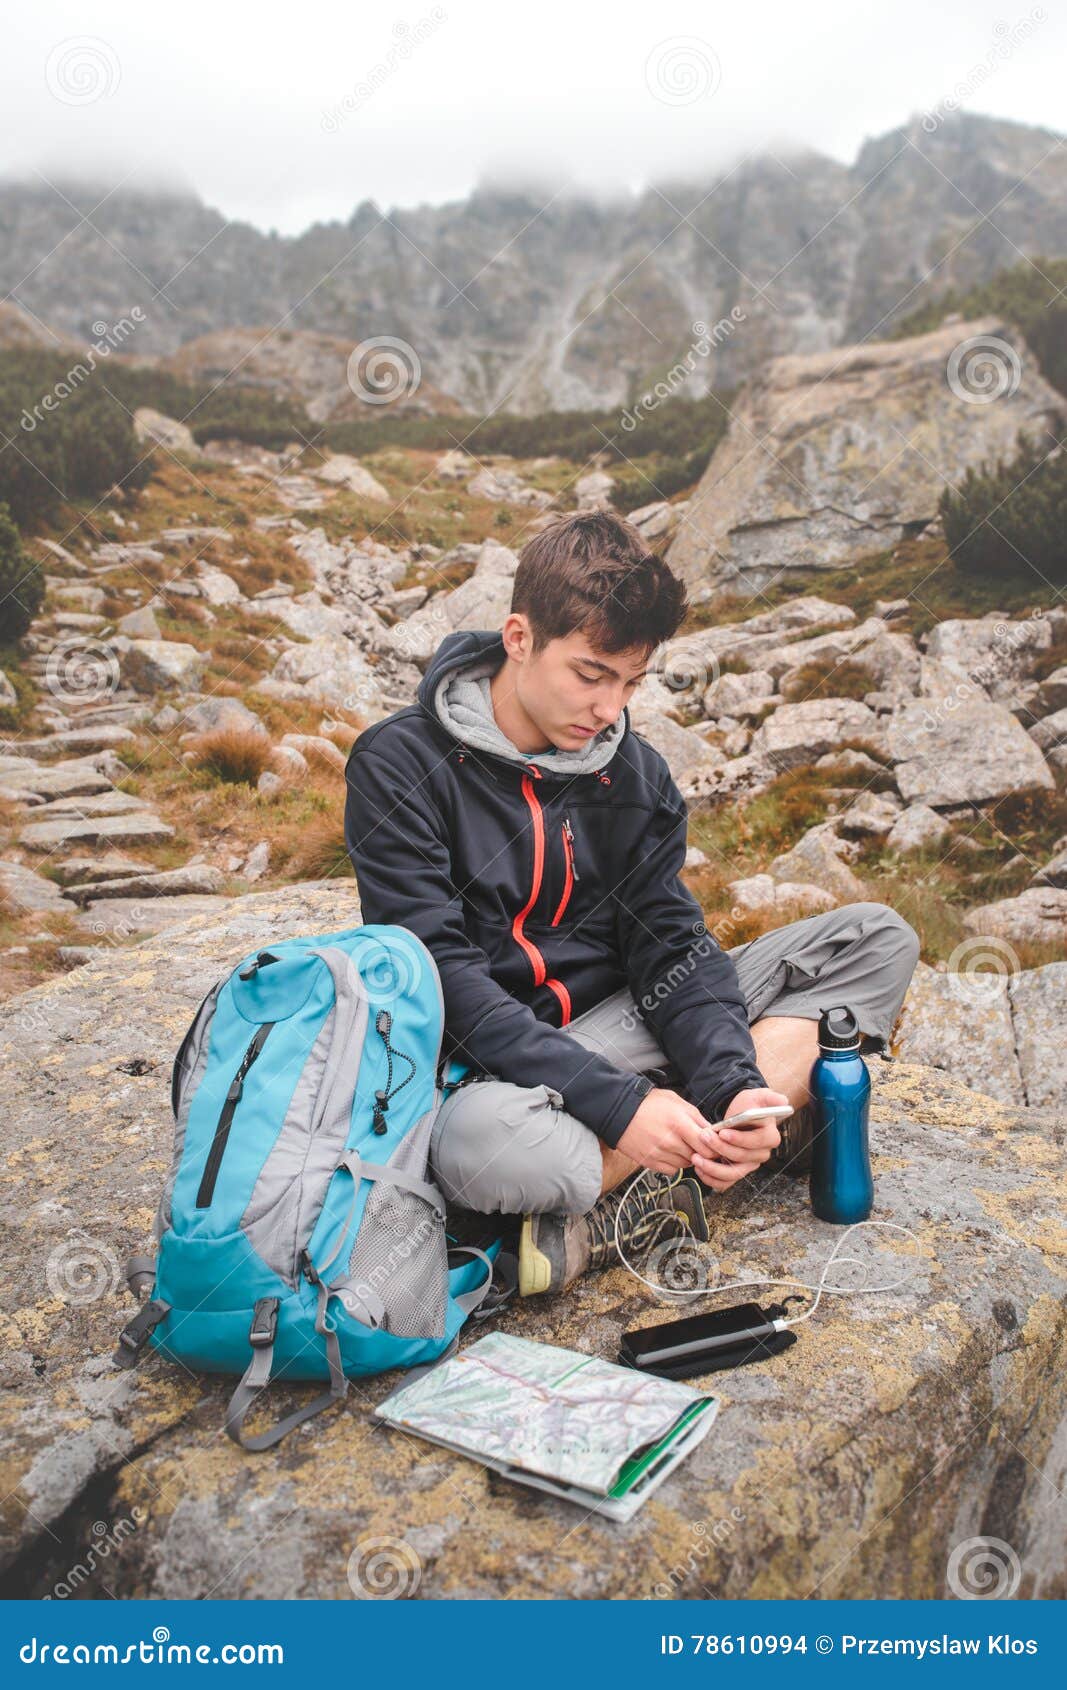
[619,1302,798,1379]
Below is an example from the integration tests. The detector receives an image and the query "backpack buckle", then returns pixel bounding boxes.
[249,1297,279,1348]
[113,1298,170,1368]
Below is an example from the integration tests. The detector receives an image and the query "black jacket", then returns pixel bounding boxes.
[343,629,765,1148]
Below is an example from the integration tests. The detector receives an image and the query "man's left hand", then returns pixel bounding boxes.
[690,1086,792,1193]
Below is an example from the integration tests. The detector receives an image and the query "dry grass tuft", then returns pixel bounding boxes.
[188,727,273,785]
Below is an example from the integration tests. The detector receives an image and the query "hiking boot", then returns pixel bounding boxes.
[763,1101,815,1177]
[517,1170,709,1298]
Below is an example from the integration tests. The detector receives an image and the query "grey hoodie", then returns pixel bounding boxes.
[433,648,625,777]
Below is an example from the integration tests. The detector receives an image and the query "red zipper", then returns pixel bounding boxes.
[551,817,577,927]
[514,770,572,1024]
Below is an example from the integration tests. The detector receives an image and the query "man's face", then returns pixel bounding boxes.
[515,628,652,752]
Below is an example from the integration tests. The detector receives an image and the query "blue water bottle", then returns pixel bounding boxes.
[809,1006,873,1224]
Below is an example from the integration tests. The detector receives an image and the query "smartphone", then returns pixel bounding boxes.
[620,1303,774,1367]
[714,1103,794,1129]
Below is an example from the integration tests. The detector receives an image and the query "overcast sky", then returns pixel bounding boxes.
[2,0,1063,235]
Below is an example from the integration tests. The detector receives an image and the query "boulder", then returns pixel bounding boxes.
[963,888,1067,946]
[122,640,208,694]
[575,470,614,511]
[925,613,1052,703]
[380,540,519,669]
[750,698,883,772]
[74,895,230,937]
[885,803,951,854]
[1008,963,1067,1109]
[0,763,113,803]
[132,408,196,454]
[241,842,271,882]
[468,466,553,509]
[1029,706,1067,754]
[1034,666,1067,719]
[727,874,837,914]
[836,790,902,839]
[434,449,474,481]
[668,316,1066,591]
[895,960,1023,1105]
[702,669,775,720]
[196,565,244,607]
[774,620,920,696]
[262,638,386,715]
[888,699,1054,807]
[1,882,1064,1599]
[660,598,856,695]
[18,812,174,852]
[180,697,265,737]
[5,726,135,761]
[1032,843,1067,889]
[62,866,225,907]
[0,860,70,916]
[116,605,162,640]
[625,500,676,540]
[314,454,389,501]
[767,822,866,900]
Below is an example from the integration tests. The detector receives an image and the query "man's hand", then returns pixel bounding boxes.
[616,1088,715,1173]
[691,1087,792,1193]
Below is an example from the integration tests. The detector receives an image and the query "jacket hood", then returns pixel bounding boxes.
[418,628,627,776]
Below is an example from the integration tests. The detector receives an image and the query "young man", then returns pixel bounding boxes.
[344,512,920,1297]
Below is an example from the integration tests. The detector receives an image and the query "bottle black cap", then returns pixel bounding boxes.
[818,1005,861,1050]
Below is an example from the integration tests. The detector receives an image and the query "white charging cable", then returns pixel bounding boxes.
[613,1167,922,1332]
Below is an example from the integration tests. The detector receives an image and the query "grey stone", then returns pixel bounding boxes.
[1029,706,1067,753]
[1032,845,1067,889]
[0,860,70,915]
[925,612,1052,702]
[1,881,1063,1599]
[702,669,775,720]
[1008,963,1067,1109]
[180,697,265,736]
[116,606,162,639]
[895,960,1023,1105]
[121,640,208,694]
[727,874,838,914]
[885,803,951,853]
[668,317,1065,591]
[963,888,1067,946]
[133,408,196,454]
[63,866,225,906]
[751,698,883,772]
[5,727,135,760]
[75,894,229,937]
[836,790,903,839]
[19,812,174,851]
[888,699,1054,807]
[314,454,389,500]
[768,822,866,900]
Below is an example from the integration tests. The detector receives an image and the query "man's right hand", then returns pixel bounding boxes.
[615,1087,714,1173]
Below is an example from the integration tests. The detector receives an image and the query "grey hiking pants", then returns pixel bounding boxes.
[428,900,919,1218]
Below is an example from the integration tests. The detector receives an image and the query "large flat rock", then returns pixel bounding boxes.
[0,884,1064,1601]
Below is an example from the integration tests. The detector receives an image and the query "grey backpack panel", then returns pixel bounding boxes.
[345,1107,449,1339]
[240,948,370,1286]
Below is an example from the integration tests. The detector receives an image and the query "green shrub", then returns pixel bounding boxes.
[0,502,43,641]
[939,429,1067,584]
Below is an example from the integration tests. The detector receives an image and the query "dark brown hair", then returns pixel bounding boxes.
[510,511,688,654]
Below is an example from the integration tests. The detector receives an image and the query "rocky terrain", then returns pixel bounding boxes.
[2,112,1065,415]
[0,882,1064,1600]
[0,289,1065,1598]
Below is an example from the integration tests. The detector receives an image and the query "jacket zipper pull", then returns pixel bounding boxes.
[564,816,580,881]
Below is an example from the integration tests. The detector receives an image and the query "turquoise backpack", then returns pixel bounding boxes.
[112,924,508,1450]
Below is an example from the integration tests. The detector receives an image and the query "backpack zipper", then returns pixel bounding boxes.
[551,816,579,926]
[195,1022,276,1208]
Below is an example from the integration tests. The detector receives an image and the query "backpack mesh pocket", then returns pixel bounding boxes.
[346,1110,448,1339]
